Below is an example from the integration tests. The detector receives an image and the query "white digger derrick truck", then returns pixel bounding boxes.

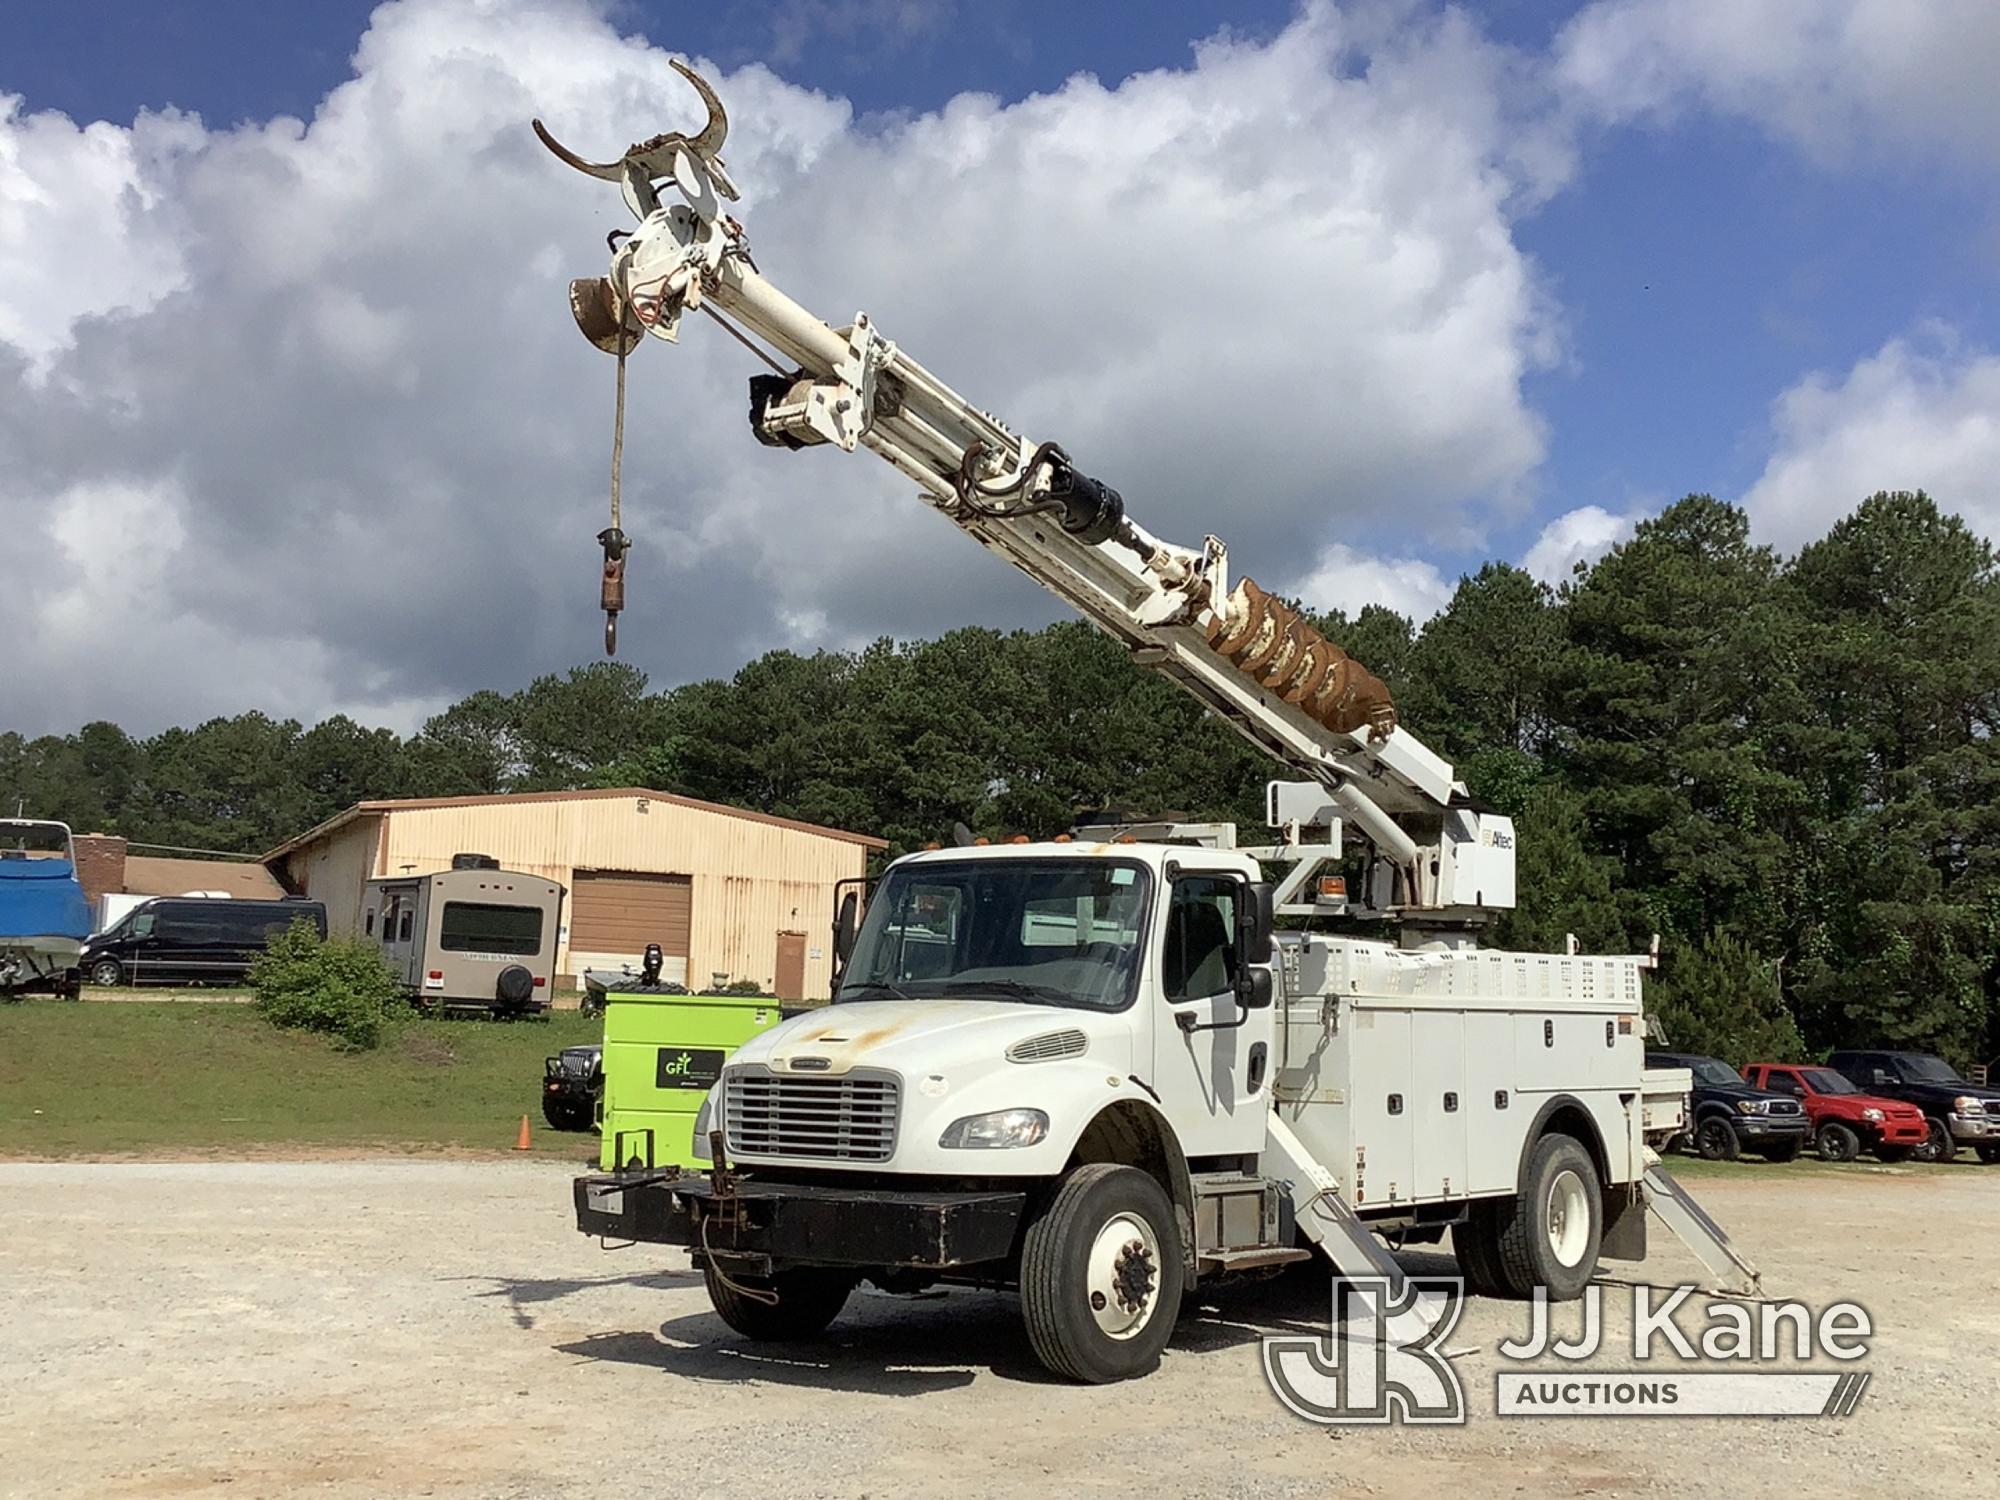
[539,63,1759,1384]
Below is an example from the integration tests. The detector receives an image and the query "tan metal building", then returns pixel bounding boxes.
[264,790,884,1000]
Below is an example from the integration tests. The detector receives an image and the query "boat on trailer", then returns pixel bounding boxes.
[0,819,91,999]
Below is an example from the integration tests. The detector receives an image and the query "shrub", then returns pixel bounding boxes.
[250,918,404,1051]
[712,977,774,998]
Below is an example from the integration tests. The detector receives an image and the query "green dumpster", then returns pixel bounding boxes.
[598,987,789,1170]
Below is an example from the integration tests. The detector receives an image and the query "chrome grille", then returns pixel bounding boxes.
[723,1065,900,1162]
[1766,1099,1802,1116]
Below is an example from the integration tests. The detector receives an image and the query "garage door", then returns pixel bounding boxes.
[569,871,692,979]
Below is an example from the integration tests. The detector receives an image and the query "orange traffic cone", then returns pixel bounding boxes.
[514,1114,532,1151]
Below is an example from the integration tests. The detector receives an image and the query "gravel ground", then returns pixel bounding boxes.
[3,1159,1995,1498]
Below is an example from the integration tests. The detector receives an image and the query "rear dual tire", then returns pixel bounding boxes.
[1455,1134,1602,1302]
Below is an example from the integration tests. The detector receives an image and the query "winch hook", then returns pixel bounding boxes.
[598,526,629,656]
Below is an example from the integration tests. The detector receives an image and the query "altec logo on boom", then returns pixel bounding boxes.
[1264,1280,1873,1424]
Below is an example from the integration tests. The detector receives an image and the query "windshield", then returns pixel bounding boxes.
[1799,1068,1859,1095]
[0,821,73,862]
[1900,1054,1965,1083]
[1689,1058,1745,1088]
[838,857,1152,1012]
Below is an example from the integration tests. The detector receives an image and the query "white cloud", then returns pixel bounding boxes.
[0,94,201,369]
[0,0,1565,736]
[1740,329,2000,549]
[1290,542,1453,623]
[1521,503,1641,583]
[1556,0,2000,170]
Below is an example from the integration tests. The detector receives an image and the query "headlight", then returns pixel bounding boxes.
[1953,1096,1984,1115]
[1734,1099,1765,1115]
[690,1091,715,1161]
[939,1108,1049,1149]
[1861,1107,1883,1122]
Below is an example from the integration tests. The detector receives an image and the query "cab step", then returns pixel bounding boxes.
[1198,1246,1314,1273]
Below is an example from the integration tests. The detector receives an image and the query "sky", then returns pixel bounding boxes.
[2,0,1997,738]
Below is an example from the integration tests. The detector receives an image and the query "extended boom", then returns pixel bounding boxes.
[537,63,1515,923]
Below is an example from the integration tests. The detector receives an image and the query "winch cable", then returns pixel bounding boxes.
[596,341,630,656]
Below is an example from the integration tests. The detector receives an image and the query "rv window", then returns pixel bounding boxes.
[364,909,375,936]
[398,909,414,943]
[439,902,542,955]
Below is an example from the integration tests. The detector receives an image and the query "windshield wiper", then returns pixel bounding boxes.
[837,980,921,1001]
[936,979,1075,1007]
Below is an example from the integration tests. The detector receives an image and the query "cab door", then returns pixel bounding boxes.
[1150,868,1273,1158]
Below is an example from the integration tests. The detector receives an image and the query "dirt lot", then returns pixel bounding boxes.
[4,1160,1996,1499]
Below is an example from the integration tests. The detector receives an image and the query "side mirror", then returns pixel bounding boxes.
[1235,967,1273,1011]
[833,890,860,966]
[1238,881,1275,966]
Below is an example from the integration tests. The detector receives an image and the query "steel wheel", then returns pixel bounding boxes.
[1085,1212,1163,1341]
[1544,1167,1591,1269]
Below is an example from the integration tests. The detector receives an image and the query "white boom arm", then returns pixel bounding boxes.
[535,65,1514,921]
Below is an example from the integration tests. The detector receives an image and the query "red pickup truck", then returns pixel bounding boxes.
[1742,1062,1930,1162]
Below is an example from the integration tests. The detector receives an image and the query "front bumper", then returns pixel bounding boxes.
[1733,1115,1809,1139]
[573,1171,1028,1272]
[1869,1117,1930,1145]
[1948,1113,1995,1141]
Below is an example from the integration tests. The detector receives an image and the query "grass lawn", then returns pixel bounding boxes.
[1658,1148,1965,1181]
[0,999,604,1159]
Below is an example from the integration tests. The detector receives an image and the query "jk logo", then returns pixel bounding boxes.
[1262,1277,1467,1425]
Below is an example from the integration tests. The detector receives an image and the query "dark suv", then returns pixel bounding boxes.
[1647,1050,1809,1161]
[1825,1050,2000,1163]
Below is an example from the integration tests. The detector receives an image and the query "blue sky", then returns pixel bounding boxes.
[3,0,1997,733]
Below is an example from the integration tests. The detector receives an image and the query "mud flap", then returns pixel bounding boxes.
[1640,1150,1762,1296]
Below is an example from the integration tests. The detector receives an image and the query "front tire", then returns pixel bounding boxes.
[1493,1134,1603,1301]
[1695,1116,1741,1162]
[89,958,124,988]
[1020,1163,1184,1383]
[703,1263,854,1341]
[1976,1144,2000,1165]
[1816,1122,1860,1163]
[1916,1118,1955,1163]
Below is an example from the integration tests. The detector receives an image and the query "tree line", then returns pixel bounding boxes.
[6,491,1997,1067]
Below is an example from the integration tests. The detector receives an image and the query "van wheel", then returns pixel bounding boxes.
[1452,1202,1511,1297]
[89,959,124,988]
[1020,1163,1185,1383]
[1493,1134,1602,1301]
[1816,1122,1860,1162]
[703,1263,854,1341]
[1694,1116,1741,1161]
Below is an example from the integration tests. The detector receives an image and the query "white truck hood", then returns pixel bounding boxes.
[730,999,1132,1078]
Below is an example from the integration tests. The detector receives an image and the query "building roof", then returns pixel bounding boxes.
[124,854,288,900]
[263,787,888,862]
